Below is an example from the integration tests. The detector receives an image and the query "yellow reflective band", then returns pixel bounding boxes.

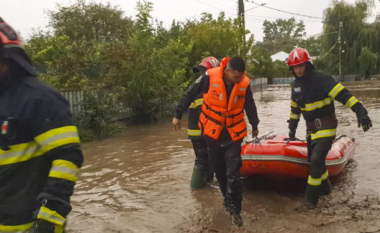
[194,98,203,107]
[308,175,322,186]
[189,102,196,109]
[301,97,333,112]
[290,113,301,120]
[0,142,40,166]
[35,126,80,154]
[311,129,337,140]
[290,101,298,108]
[345,96,359,108]
[187,129,201,136]
[0,222,33,233]
[49,159,79,182]
[328,83,345,99]
[321,170,329,181]
[38,206,66,226]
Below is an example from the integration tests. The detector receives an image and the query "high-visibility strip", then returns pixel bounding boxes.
[49,159,79,182]
[0,142,40,166]
[308,175,322,186]
[189,102,196,109]
[35,126,80,154]
[37,206,66,226]
[328,83,345,99]
[194,98,203,107]
[291,101,298,108]
[321,170,329,181]
[290,112,301,120]
[187,129,201,137]
[301,97,333,112]
[0,222,33,233]
[311,129,336,140]
[345,96,359,108]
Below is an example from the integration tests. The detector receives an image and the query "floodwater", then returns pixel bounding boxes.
[67,81,380,233]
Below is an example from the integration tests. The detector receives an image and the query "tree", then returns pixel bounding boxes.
[263,17,306,42]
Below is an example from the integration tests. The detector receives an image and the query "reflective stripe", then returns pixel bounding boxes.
[321,170,329,181]
[328,83,345,99]
[35,126,80,154]
[234,96,237,103]
[290,101,298,108]
[187,129,201,137]
[219,93,223,101]
[240,88,246,91]
[189,102,196,109]
[212,84,219,88]
[49,159,79,182]
[301,97,333,112]
[0,223,33,233]
[37,206,66,226]
[345,96,359,108]
[311,129,336,140]
[0,142,40,166]
[308,175,322,186]
[194,98,203,107]
[290,113,300,120]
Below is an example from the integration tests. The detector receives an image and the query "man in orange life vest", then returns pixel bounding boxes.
[173,57,260,227]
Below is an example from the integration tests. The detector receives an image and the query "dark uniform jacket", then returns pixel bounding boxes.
[288,70,367,142]
[0,74,83,230]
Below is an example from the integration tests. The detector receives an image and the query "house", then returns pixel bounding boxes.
[270,51,289,62]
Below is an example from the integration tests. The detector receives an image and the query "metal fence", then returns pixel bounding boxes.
[59,90,134,120]
[272,75,358,85]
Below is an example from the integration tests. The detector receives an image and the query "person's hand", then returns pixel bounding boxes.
[289,129,296,139]
[30,219,64,233]
[172,117,181,131]
[252,129,259,138]
[358,114,372,132]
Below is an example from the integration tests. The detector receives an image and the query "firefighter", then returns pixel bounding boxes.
[0,18,83,232]
[287,47,372,210]
[188,57,220,189]
[173,57,260,227]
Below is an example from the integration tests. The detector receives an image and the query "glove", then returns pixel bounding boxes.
[358,114,372,132]
[289,129,296,140]
[30,220,65,233]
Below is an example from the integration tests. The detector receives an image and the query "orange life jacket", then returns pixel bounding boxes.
[198,58,250,142]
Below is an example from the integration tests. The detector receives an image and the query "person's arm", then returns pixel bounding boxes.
[244,83,260,131]
[31,91,84,230]
[175,75,209,120]
[288,88,301,135]
[325,76,372,131]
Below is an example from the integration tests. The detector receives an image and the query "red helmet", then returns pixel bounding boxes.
[193,56,220,73]
[287,48,311,67]
[0,17,36,75]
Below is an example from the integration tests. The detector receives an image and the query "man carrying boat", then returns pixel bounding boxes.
[188,56,220,189]
[287,47,372,210]
[173,57,260,227]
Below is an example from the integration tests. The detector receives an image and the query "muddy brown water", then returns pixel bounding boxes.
[67,81,380,233]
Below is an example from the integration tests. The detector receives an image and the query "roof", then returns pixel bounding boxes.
[270,51,289,62]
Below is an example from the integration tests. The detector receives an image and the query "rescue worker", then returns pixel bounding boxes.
[287,47,372,210]
[0,18,84,232]
[188,57,220,189]
[173,57,260,227]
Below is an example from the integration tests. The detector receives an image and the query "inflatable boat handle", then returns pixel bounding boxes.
[243,131,275,145]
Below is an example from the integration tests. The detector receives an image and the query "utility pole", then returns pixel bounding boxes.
[339,21,343,76]
[238,0,245,56]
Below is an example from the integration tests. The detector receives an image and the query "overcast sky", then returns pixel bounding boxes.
[1,0,379,42]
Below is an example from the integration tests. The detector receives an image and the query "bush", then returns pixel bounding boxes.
[74,90,126,142]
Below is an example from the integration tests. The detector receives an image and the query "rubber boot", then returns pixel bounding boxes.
[190,165,207,189]
[207,169,214,183]
[320,178,332,196]
[297,185,320,211]
[230,212,243,227]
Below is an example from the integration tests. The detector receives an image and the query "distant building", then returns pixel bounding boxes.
[270,51,289,62]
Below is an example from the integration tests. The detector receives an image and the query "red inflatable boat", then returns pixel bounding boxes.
[240,133,356,178]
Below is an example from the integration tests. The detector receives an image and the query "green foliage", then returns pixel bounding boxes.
[74,90,126,142]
